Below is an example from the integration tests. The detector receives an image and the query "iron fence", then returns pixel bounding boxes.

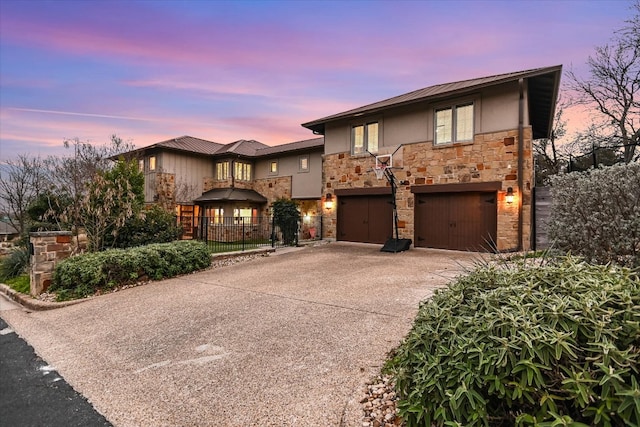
[177,215,323,253]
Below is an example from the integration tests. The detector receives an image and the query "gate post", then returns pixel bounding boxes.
[29,231,73,296]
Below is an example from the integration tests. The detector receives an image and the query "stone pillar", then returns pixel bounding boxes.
[29,231,72,296]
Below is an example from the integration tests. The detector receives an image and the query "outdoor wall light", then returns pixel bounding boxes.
[324,193,334,210]
[506,187,515,204]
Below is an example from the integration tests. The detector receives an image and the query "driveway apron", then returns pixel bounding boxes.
[0,243,477,426]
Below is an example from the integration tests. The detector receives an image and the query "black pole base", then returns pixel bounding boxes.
[380,238,412,253]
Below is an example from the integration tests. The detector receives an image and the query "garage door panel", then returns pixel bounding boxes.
[337,195,393,244]
[367,197,393,244]
[415,192,496,252]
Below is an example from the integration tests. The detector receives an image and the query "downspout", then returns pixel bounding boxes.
[517,78,524,251]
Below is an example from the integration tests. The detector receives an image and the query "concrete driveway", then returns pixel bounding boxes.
[0,242,478,427]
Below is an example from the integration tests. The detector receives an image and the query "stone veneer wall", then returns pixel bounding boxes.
[155,172,176,210]
[322,128,533,251]
[203,177,254,193]
[253,177,292,213]
[29,231,72,295]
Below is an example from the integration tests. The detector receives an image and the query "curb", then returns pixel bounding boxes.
[0,245,309,312]
[0,283,90,311]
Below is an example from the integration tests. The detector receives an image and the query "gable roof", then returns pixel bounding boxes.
[129,135,224,156]
[255,137,324,157]
[301,65,562,140]
[214,139,270,157]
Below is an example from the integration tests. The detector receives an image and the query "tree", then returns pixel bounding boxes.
[0,155,46,235]
[566,1,640,163]
[534,100,568,185]
[80,158,143,252]
[46,135,136,235]
[272,198,299,245]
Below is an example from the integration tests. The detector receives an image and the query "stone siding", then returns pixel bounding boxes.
[29,231,73,295]
[155,172,176,210]
[254,176,292,205]
[322,128,533,250]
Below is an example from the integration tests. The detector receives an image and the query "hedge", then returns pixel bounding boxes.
[50,240,211,300]
[387,256,640,426]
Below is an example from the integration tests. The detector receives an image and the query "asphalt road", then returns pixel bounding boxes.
[0,312,111,427]
[0,243,477,426]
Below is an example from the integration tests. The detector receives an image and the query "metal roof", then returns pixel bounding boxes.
[255,137,324,156]
[146,135,224,155]
[213,139,270,157]
[301,65,562,139]
[193,188,268,203]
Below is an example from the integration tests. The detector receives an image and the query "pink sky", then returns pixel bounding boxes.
[0,0,634,160]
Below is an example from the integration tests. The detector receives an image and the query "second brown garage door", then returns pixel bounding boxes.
[337,195,393,244]
[415,192,497,252]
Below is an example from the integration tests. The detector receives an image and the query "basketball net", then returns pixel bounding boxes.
[374,166,386,180]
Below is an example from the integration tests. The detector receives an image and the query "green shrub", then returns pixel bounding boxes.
[549,163,640,268]
[0,246,30,281]
[50,240,210,299]
[6,274,30,294]
[272,198,299,245]
[387,256,640,427]
[107,204,182,249]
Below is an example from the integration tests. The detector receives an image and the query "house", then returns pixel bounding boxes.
[302,65,562,252]
[129,135,324,239]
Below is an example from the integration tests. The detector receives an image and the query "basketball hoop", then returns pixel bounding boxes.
[374,166,386,180]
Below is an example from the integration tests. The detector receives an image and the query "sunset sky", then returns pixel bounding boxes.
[0,0,634,160]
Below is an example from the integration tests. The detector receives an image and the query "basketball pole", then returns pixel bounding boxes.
[367,148,412,253]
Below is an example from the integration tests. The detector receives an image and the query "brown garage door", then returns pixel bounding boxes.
[337,195,393,244]
[415,192,497,252]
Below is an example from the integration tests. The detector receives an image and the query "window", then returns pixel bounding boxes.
[299,155,309,172]
[435,103,474,145]
[205,207,224,224]
[216,161,229,180]
[149,156,156,171]
[233,208,257,224]
[352,122,379,155]
[138,159,144,172]
[270,161,278,174]
[234,161,252,181]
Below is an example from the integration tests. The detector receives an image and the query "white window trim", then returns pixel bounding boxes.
[434,101,475,146]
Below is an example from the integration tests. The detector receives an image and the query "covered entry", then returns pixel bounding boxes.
[335,188,393,244]
[412,182,499,252]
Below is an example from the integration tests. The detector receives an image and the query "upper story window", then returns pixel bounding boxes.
[138,159,144,172]
[216,161,229,180]
[299,155,309,172]
[234,161,252,181]
[149,156,156,171]
[435,103,474,145]
[269,161,278,174]
[352,122,379,155]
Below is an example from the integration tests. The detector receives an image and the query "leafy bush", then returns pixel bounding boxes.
[549,163,640,268]
[0,246,30,281]
[272,198,299,245]
[50,240,210,300]
[108,205,182,248]
[387,256,640,426]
